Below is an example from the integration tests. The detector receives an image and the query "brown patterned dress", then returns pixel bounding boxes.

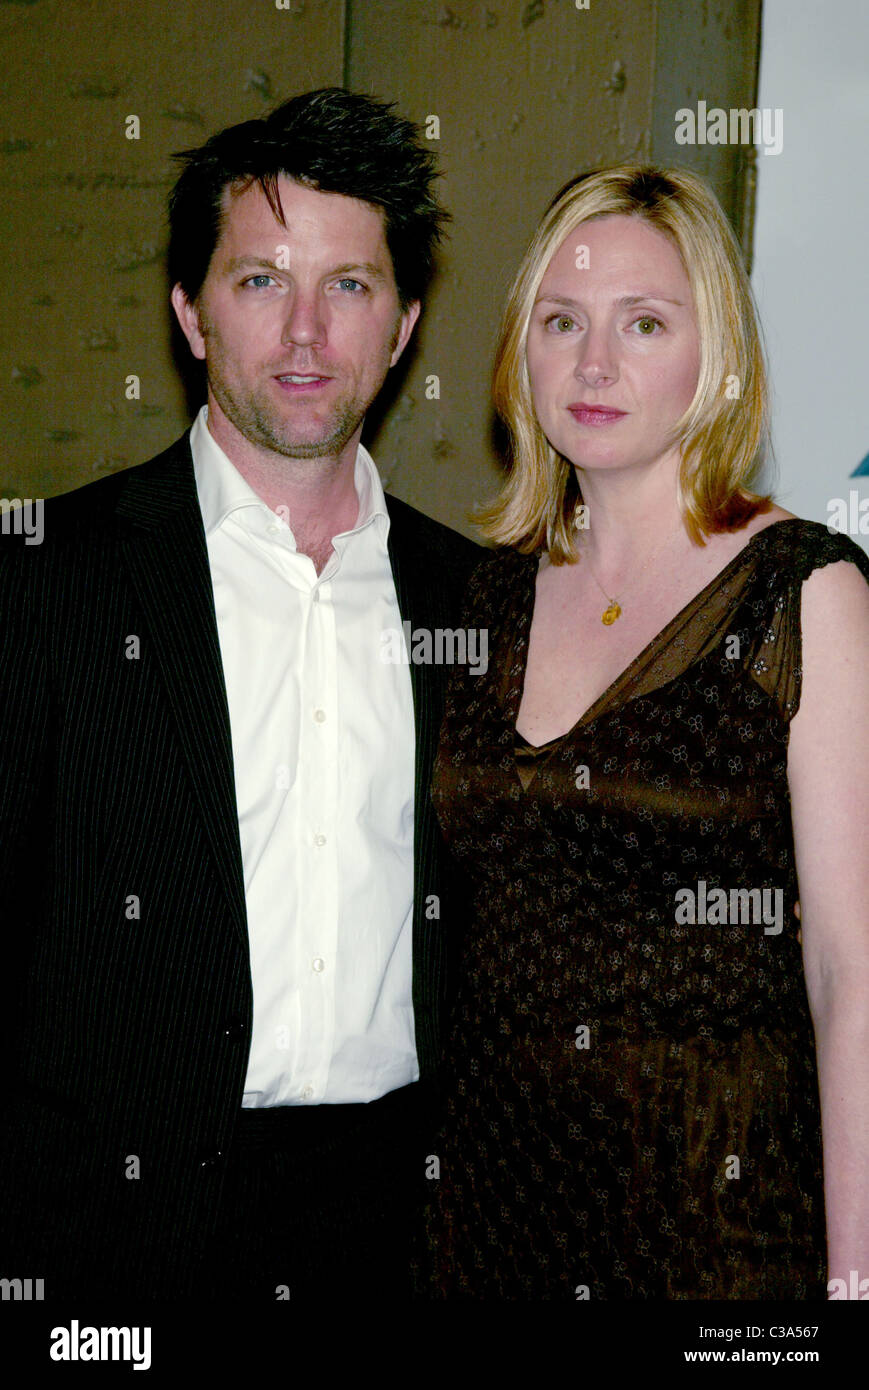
[425,520,869,1299]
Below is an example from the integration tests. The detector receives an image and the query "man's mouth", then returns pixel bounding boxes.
[274,373,331,392]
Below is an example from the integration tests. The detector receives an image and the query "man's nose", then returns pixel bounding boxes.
[280,289,327,348]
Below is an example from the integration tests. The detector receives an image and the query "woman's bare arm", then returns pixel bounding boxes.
[788,557,869,1297]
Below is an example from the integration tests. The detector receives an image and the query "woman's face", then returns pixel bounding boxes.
[525,214,701,479]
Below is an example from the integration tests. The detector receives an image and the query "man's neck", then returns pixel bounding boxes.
[205,409,362,575]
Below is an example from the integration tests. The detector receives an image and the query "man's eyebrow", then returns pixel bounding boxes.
[223,255,388,281]
[224,255,282,273]
[331,261,388,282]
[534,292,686,308]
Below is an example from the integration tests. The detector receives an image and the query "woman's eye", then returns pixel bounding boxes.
[631,315,663,335]
[547,314,576,333]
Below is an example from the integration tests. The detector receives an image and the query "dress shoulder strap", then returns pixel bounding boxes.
[735,520,869,720]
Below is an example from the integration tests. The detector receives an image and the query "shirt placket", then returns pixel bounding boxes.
[294,576,339,1101]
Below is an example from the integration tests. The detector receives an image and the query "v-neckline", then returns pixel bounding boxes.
[512,518,801,754]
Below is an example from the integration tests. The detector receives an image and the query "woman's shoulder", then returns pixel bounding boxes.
[460,544,539,626]
[467,543,538,591]
[713,507,868,722]
[730,505,869,585]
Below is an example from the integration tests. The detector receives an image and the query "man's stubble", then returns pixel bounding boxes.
[199,311,402,464]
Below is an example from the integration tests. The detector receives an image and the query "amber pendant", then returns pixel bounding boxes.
[601,601,622,625]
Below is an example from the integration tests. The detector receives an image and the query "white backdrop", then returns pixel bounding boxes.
[752,0,869,553]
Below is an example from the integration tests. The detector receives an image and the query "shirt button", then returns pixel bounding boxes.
[301,1085,314,1100]
[312,957,325,973]
[313,708,326,723]
[313,833,327,848]
[267,522,281,535]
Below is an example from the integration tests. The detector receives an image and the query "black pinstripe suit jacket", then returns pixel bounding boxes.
[0,432,482,1297]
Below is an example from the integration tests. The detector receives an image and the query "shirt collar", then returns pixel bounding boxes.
[190,405,390,547]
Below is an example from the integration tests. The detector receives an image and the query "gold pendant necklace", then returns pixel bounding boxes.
[573,503,680,626]
[582,553,625,626]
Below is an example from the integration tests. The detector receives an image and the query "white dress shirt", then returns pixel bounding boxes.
[190,406,418,1105]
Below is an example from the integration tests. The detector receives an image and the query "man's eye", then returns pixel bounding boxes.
[243,274,275,289]
[337,278,365,293]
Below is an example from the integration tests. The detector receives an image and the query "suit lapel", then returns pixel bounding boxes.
[386,496,447,812]
[114,435,248,949]
[386,497,451,1073]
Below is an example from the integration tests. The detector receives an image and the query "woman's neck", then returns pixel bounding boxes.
[573,452,691,568]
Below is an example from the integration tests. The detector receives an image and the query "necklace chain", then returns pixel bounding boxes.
[573,504,682,626]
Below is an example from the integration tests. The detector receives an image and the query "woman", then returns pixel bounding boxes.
[425,166,869,1299]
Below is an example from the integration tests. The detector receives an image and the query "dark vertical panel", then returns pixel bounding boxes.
[348,0,659,535]
[651,0,764,260]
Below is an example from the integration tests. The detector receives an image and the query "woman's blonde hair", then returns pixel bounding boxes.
[479,164,771,561]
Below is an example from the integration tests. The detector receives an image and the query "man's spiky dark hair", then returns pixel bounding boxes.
[168,87,449,309]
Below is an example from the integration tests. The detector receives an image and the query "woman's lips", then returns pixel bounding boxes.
[567,405,627,426]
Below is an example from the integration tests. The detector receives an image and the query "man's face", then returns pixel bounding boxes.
[172,175,419,467]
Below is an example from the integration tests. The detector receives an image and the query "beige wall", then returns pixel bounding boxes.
[1,0,760,536]
[0,0,343,501]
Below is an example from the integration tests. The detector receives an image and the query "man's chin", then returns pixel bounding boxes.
[250,405,362,462]
[266,435,355,460]
[248,417,360,461]
[212,390,363,462]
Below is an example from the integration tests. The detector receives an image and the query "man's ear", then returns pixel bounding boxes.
[389,299,421,368]
[170,283,207,362]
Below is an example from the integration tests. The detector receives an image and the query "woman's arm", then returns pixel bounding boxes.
[788,557,869,1297]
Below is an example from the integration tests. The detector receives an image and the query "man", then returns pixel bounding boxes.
[0,89,481,1302]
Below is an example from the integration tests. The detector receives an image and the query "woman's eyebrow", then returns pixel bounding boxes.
[534,291,686,308]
